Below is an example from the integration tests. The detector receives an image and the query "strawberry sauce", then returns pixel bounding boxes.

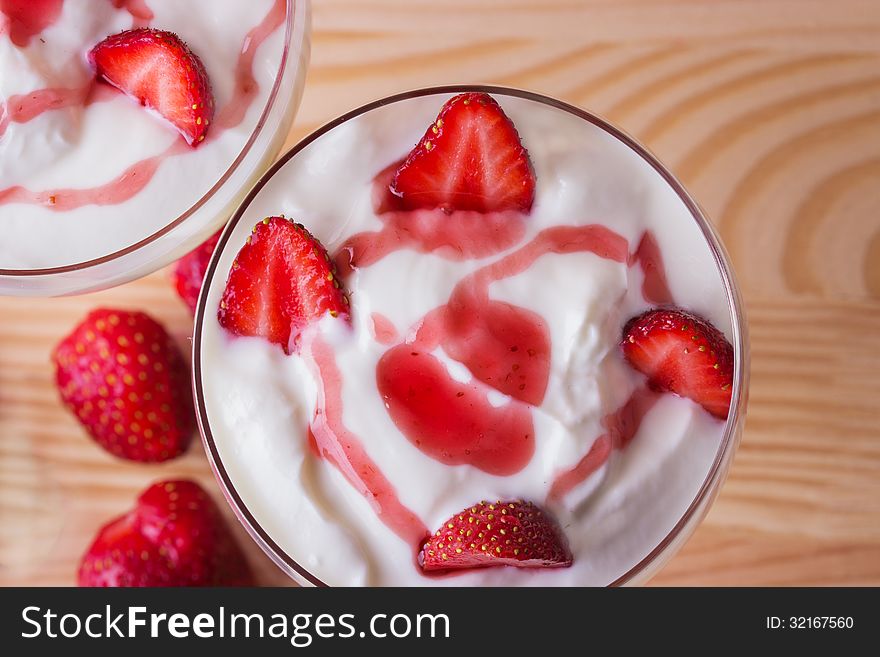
[547,386,660,503]
[304,333,429,545]
[0,0,63,47]
[335,160,528,274]
[215,0,287,130]
[374,224,628,475]
[0,86,88,138]
[111,0,153,26]
[0,80,122,140]
[0,142,181,210]
[336,209,528,275]
[630,231,673,305]
[377,346,536,476]
[369,313,399,345]
[0,0,285,211]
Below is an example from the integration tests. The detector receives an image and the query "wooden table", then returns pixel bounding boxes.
[2,0,879,586]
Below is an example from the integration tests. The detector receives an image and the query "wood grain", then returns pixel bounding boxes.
[2,0,879,586]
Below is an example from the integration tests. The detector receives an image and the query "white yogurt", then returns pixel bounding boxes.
[0,0,289,269]
[200,93,734,586]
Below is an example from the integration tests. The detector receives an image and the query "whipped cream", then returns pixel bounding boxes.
[200,93,734,586]
[0,0,296,271]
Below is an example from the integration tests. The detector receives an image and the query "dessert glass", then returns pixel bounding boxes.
[0,0,310,296]
[193,85,750,587]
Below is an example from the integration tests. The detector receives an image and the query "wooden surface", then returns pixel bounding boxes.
[2,0,880,586]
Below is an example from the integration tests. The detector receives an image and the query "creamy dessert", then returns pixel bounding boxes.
[0,0,298,271]
[199,90,738,586]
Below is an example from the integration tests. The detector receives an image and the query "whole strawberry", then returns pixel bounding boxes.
[79,480,254,587]
[53,308,194,462]
[173,229,222,313]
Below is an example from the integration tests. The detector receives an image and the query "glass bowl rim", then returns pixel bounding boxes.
[0,0,304,279]
[193,83,750,588]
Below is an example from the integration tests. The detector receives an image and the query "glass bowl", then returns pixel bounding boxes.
[193,85,749,587]
[0,0,310,296]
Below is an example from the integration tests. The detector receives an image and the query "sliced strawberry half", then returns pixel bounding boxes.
[78,480,253,587]
[621,308,734,419]
[217,216,350,354]
[172,229,221,313]
[388,92,536,214]
[88,28,214,146]
[420,500,572,572]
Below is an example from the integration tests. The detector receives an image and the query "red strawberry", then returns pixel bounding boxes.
[621,308,734,419]
[88,28,214,146]
[172,229,221,313]
[78,480,254,587]
[53,309,194,462]
[389,92,536,213]
[218,216,350,354]
[420,500,572,572]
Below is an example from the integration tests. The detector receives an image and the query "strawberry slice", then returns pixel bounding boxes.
[218,216,350,354]
[389,92,535,213]
[88,28,214,146]
[172,229,221,313]
[53,309,195,462]
[78,480,254,587]
[621,308,734,419]
[420,500,572,572]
